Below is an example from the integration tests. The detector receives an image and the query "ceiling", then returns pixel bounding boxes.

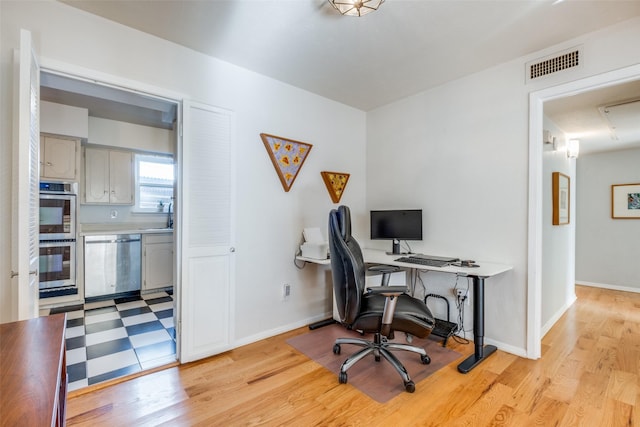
[544,81,640,155]
[41,72,177,130]
[55,0,640,153]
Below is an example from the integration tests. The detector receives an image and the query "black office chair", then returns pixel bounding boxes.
[328,205,436,392]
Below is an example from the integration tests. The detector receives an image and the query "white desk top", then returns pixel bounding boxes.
[297,248,512,278]
[362,249,512,278]
[296,255,331,265]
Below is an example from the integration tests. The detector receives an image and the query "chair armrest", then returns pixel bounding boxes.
[366,286,408,297]
[368,265,400,274]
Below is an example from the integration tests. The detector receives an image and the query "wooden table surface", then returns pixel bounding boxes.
[0,313,67,426]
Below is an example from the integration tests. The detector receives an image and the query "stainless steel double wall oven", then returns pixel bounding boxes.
[39,182,77,298]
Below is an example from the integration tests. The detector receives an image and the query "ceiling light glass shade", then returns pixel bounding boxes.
[567,139,580,158]
[328,0,385,17]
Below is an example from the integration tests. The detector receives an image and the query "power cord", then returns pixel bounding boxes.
[452,276,470,345]
[415,270,426,298]
[407,268,426,298]
[293,256,306,269]
[293,247,307,269]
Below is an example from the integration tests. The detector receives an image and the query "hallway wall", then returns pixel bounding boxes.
[576,147,640,291]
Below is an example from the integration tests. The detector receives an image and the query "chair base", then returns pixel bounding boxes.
[333,332,431,393]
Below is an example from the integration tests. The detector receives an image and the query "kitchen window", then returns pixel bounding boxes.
[134,153,174,213]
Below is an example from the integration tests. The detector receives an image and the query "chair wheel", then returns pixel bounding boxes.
[404,381,415,393]
[339,371,348,384]
[333,344,341,355]
[421,354,431,365]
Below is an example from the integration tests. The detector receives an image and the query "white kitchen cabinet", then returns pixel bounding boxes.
[83,146,133,204]
[40,135,79,180]
[142,233,174,291]
[108,150,134,204]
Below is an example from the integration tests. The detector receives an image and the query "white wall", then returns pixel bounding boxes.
[366,62,527,353]
[0,0,366,344]
[576,148,640,291]
[366,17,640,356]
[541,118,576,335]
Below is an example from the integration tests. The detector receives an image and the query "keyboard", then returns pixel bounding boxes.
[395,257,452,268]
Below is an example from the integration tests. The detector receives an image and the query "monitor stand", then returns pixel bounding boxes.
[386,239,402,255]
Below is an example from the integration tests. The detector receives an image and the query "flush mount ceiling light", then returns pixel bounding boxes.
[328,0,385,17]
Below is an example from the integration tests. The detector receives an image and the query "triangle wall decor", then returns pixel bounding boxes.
[321,171,350,203]
[261,133,313,192]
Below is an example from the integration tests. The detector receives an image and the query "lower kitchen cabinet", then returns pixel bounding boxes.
[143,233,174,291]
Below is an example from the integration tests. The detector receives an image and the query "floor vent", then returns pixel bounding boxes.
[526,46,582,83]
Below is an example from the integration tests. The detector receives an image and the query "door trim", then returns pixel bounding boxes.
[37,58,185,357]
[527,63,640,359]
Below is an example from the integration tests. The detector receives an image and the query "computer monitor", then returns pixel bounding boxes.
[370,209,422,254]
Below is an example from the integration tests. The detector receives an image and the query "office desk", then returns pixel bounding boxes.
[296,249,512,373]
[363,249,512,373]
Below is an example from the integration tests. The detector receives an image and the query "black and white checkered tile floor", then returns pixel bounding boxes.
[42,291,176,392]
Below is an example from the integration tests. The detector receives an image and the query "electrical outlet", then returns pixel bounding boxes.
[455,288,470,305]
[283,283,291,301]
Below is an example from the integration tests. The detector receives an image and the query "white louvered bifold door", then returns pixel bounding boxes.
[11,29,40,320]
[179,100,235,363]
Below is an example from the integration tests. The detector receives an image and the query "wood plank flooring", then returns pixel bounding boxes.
[66,285,640,426]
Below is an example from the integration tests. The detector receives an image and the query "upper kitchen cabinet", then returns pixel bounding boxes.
[39,101,87,182]
[83,146,133,205]
[40,135,79,181]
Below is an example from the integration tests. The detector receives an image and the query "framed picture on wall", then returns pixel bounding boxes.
[552,172,570,225]
[611,183,640,219]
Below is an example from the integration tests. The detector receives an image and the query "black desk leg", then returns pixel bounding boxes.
[457,275,497,373]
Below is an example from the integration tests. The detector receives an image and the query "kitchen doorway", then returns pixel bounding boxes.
[38,68,182,391]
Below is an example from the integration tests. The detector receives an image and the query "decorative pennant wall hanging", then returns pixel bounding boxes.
[261,133,313,192]
[321,171,350,203]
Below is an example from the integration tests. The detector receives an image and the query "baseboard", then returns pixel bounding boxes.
[541,293,577,338]
[576,281,640,293]
[233,312,532,362]
[484,337,528,358]
[232,312,333,348]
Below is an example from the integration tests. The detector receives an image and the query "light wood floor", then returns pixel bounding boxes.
[66,285,640,426]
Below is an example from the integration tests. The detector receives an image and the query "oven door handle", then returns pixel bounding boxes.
[86,237,141,244]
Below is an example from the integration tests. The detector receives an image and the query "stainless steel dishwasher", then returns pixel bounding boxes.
[84,234,141,299]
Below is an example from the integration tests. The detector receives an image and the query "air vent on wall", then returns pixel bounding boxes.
[526,46,583,83]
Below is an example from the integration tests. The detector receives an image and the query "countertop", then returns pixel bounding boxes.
[79,223,174,236]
